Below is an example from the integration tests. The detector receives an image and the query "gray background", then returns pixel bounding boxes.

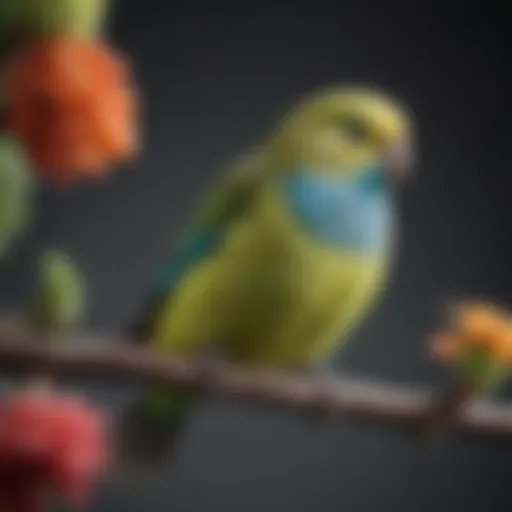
[0,0,510,510]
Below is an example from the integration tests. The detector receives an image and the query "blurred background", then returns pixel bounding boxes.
[0,0,509,510]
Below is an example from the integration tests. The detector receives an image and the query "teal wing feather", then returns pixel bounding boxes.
[150,225,220,297]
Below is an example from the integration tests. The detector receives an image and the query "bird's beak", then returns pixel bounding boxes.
[381,136,414,179]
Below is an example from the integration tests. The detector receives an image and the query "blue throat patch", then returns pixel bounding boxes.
[279,167,392,252]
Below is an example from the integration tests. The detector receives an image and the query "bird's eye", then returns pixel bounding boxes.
[340,116,370,141]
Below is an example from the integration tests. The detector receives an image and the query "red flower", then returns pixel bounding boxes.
[0,385,109,510]
[4,36,139,184]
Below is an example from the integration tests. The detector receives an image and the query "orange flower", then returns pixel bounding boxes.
[4,36,139,184]
[431,301,512,365]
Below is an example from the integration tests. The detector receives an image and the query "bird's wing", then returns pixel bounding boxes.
[128,150,266,342]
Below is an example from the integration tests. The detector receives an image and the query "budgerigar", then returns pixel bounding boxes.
[119,85,415,469]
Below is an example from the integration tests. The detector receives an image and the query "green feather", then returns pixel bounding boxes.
[145,387,195,430]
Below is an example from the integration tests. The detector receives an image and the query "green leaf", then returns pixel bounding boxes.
[0,132,35,259]
[1,0,112,42]
[456,346,508,391]
[30,250,87,334]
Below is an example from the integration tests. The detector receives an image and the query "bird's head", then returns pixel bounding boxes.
[268,85,415,182]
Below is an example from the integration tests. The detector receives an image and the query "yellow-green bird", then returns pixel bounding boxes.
[120,85,415,468]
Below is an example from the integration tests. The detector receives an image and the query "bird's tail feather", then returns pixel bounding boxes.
[117,386,194,472]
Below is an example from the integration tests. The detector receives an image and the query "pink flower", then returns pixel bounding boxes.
[0,385,109,509]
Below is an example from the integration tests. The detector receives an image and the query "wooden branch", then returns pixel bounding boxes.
[1,327,512,440]
[419,379,482,441]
